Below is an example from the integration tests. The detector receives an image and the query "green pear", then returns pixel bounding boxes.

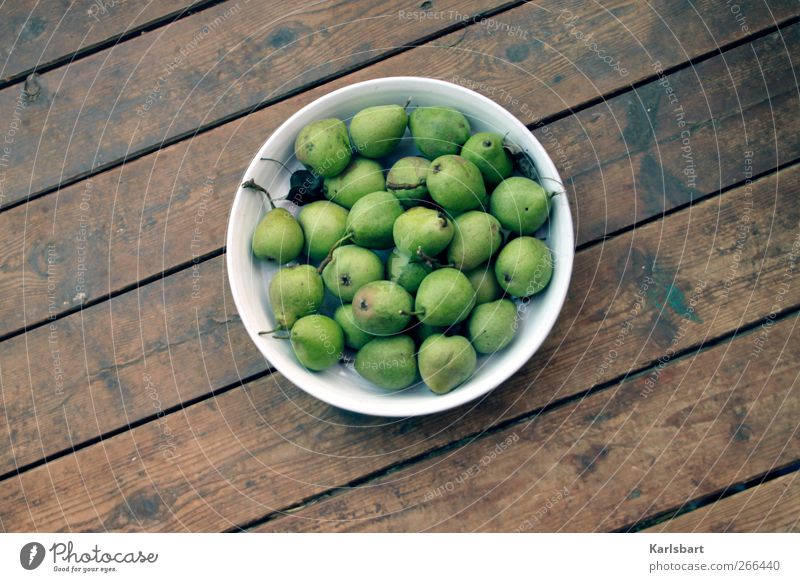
[393,207,454,257]
[298,200,349,262]
[447,211,503,270]
[427,155,487,212]
[418,334,476,394]
[355,335,418,390]
[268,265,325,330]
[490,177,552,234]
[294,118,351,178]
[468,299,517,354]
[386,156,431,207]
[465,263,503,304]
[251,207,304,263]
[386,248,432,293]
[461,132,513,187]
[334,304,373,350]
[495,236,553,297]
[289,314,344,371]
[346,190,404,249]
[322,245,384,301]
[323,156,385,208]
[415,268,476,326]
[349,104,408,159]
[352,280,413,335]
[409,106,471,159]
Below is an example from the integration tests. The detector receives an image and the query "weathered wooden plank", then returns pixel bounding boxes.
[0,0,514,208]
[0,253,266,477]
[0,1,795,209]
[545,25,800,245]
[0,0,207,84]
[645,473,800,532]
[2,18,797,339]
[0,164,797,531]
[255,316,799,532]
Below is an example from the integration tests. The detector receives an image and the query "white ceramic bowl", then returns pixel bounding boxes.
[226,77,573,417]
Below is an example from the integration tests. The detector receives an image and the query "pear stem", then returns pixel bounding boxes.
[242,178,276,210]
[258,328,289,338]
[399,309,425,317]
[260,157,291,173]
[415,247,453,269]
[403,96,412,111]
[316,232,354,273]
[540,176,567,197]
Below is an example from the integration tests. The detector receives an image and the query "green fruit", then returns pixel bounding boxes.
[468,299,517,354]
[490,177,551,235]
[290,314,344,371]
[495,236,553,297]
[409,106,471,159]
[268,265,325,329]
[294,118,352,178]
[415,268,476,326]
[461,132,513,187]
[352,280,413,335]
[349,104,408,158]
[447,211,503,271]
[298,200,349,262]
[355,335,417,390]
[465,263,503,304]
[251,207,304,263]
[322,245,383,302]
[334,304,373,350]
[323,156,385,208]
[427,155,487,212]
[386,248,432,293]
[393,207,454,257]
[418,334,476,394]
[346,191,404,249]
[386,156,431,207]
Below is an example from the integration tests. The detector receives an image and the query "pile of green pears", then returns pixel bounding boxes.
[250,101,556,395]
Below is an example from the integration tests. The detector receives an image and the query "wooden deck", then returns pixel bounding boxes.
[0,0,797,532]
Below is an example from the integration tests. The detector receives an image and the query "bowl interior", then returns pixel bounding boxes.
[227,77,574,417]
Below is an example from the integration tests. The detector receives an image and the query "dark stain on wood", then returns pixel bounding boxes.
[627,487,642,500]
[576,444,609,475]
[505,44,530,63]
[103,490,164,530]
[269,26,298,48]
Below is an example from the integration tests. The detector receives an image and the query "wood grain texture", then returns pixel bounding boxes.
[256,316,799,532]
[645,473,800,532]
[2,18,797,339]
[545,24,800,245]
[0,0,795,208]
[0,165,797,531]
[0,0,513,207]
[0,253,266,476]
[0,0,207,84]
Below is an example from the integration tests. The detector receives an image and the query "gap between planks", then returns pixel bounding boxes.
[0,0,525,216]
[0,367,274,483]
[226,307,800,531]
[0,0,230,90]
[619,458,800,532]
[1,158,797,529]
[0,8,795,218]
[1,131,797,486]
[1,4,797,530]
[2,153,797,348]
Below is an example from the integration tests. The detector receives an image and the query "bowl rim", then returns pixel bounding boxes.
[226,75,574,417]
